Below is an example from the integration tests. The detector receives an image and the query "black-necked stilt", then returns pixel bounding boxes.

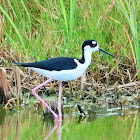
[14,40,115,121]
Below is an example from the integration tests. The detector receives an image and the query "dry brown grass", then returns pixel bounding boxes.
[0,45,140,107]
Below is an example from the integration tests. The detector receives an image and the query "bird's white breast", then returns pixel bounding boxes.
[27,46,93,81]
[27,57,91,81]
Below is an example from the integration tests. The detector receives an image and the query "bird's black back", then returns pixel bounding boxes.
[14,57,78,71]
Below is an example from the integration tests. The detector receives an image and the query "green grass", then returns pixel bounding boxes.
[0,0,140,74]
[115,0,140,77]
[0,5,24,47]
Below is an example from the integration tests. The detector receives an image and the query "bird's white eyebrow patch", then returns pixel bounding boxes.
[92,41,97,45]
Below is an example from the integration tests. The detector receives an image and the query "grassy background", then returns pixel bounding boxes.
[0,1,139,139]
[0,0,139,79]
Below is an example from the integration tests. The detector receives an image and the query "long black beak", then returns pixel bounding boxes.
[99,48,115,57]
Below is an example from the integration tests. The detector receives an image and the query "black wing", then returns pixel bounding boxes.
[14,57,77,71]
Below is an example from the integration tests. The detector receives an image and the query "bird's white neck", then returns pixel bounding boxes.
[83,47,92,66]
[79,45,93,68]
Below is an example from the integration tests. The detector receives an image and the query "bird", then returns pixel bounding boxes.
[14,40,115,121]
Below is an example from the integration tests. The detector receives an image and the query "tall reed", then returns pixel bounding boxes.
[59,0,68,34]
[0,5,24,47]
[59,0,76,40]
[115,0,140,77]
[70,0,76,40]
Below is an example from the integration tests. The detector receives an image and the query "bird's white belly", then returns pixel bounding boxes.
[27,64,88,81]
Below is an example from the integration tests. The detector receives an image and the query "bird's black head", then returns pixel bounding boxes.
[81,40,115,57]
[82,40,98,50]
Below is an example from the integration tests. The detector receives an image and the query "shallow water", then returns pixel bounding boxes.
[0,106,139,140]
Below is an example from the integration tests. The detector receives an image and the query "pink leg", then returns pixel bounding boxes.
[44,124,58,140]
[58,81,62,121]
[32,78,59,121]
[58,120,62,140]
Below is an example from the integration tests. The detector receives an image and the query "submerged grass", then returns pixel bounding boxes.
[62,115,138,140]
[134,118,140,140]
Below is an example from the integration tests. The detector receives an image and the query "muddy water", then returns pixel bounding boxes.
[0,106,139,140]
